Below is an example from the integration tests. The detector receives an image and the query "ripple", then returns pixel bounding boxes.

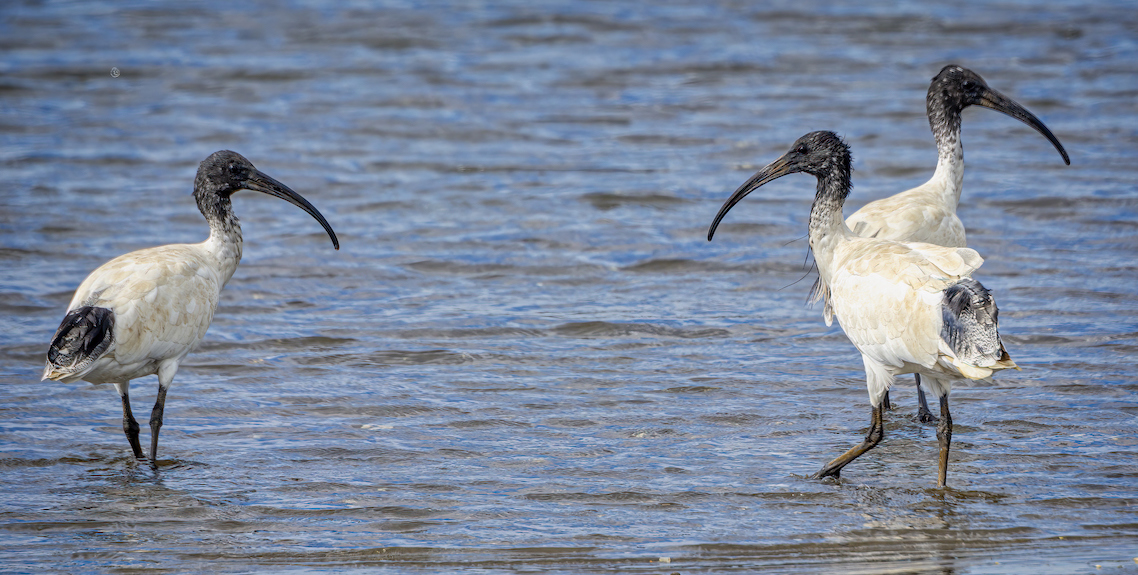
[1,0,1135,572]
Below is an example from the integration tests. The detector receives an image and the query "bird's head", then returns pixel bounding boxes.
[774,131,851,178]
[930,65,992,114]
[929,65,1069,164]
[708,131,850,241]
[194,150,339,249]
[195,150,259,197]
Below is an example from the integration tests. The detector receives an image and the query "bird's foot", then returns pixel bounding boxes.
[917,408,939,424]
[810,466,841,481]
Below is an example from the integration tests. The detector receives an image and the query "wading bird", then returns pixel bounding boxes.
[43,150,339,462]
[830,65,1067,422]
[709,131,1017,487]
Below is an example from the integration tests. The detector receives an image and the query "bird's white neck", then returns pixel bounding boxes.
[927,130,966,208]
[203,218,243,286]
[808,174,854,281]
[194,191,244,286]
[926,91,967,209]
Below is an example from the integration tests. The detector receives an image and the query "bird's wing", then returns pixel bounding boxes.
[828,240,983,371]
[829,267,942,371]
[68,245,225,367]
[856,241,984,291]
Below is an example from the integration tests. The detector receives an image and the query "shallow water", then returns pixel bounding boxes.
[2,0,1137,573]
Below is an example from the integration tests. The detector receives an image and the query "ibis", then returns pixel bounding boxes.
[709,131,1018,486]
[43,150,339,462]
[835,65,1067,422]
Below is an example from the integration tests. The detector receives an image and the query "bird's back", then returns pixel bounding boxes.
[844,179,968,248]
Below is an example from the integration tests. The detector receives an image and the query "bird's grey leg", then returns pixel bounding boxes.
[149,384,168,461]
[915,374,938,423]
[937,394,953,488]
[811,403,884,480]
[149,362,177,462]
[881,390,892,411]
[113,382,144,458]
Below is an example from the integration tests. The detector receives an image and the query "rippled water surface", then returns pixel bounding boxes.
[2,1,1137,573]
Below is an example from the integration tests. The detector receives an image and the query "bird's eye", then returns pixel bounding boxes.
[962,80,976,91]
[795,144,809,154]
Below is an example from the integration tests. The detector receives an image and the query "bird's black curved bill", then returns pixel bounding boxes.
[245,170,340,250]
[708,155,794,241]
[977,87,1070,165]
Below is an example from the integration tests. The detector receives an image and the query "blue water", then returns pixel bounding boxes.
[1,1,1136,573]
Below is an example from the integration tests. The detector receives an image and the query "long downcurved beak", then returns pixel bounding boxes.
[244,170,340,250]
[708,155,795,241]
[976,87,1070,165]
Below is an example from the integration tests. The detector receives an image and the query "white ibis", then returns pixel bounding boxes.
[42,150,339,462]
[709,131,1018,487]
[833,65,1068,422]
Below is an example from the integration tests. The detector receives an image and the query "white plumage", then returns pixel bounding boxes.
[819,239,993,404]
[709,131,1017,487]
[47,244,236,386]
[43,150,339,462]
[831,65,1068,420]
